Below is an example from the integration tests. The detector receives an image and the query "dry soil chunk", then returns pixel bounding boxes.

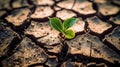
[45,58,58,67]
[110,14,120,25]
[87,16,112,34]
[61,60,77,67]
[73,0,96,15]
[54,6,61,11]
[87,62,107,67]
[0,22,16,57]
[112,0,120,6]
[0,10,6,17]
[61,61,84,67]
[0,0,11,9]
[56,10,76,20]
[105,26,120,50]
[92,0,108,3]
[57,0,74,9]
[98,3,119,16]
[69,18,85,33]
[30,6,53,18]
[12,0,29,8]
[66,34,120,63]
[5,8,30,26]
[44,44,62,54]
[1,37,47,67]
[30,0,54,5]
[25,21,61,45]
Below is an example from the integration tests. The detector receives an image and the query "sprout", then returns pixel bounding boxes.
[49,17,78,39]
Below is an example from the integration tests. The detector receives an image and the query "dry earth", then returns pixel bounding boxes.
[0,0,120,67]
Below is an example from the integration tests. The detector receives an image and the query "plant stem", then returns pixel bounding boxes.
[58,34,69,62]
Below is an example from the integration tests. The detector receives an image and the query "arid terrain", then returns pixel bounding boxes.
[0,0,120,67]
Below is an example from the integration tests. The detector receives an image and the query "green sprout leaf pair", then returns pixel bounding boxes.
[49,17,78,39]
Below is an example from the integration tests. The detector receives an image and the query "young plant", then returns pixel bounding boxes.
[49,17,78,39]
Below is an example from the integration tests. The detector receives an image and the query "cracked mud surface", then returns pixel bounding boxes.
[0,0,120,67]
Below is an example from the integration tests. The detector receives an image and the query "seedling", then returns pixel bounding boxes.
[49,17,78,39]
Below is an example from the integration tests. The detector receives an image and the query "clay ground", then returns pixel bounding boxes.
[0,0,120,67]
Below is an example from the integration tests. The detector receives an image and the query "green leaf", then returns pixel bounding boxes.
[63,18,78,30]
[49,17,64,33]
[64,29,75,39]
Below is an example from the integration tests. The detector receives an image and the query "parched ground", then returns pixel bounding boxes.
[0,0,120,67]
